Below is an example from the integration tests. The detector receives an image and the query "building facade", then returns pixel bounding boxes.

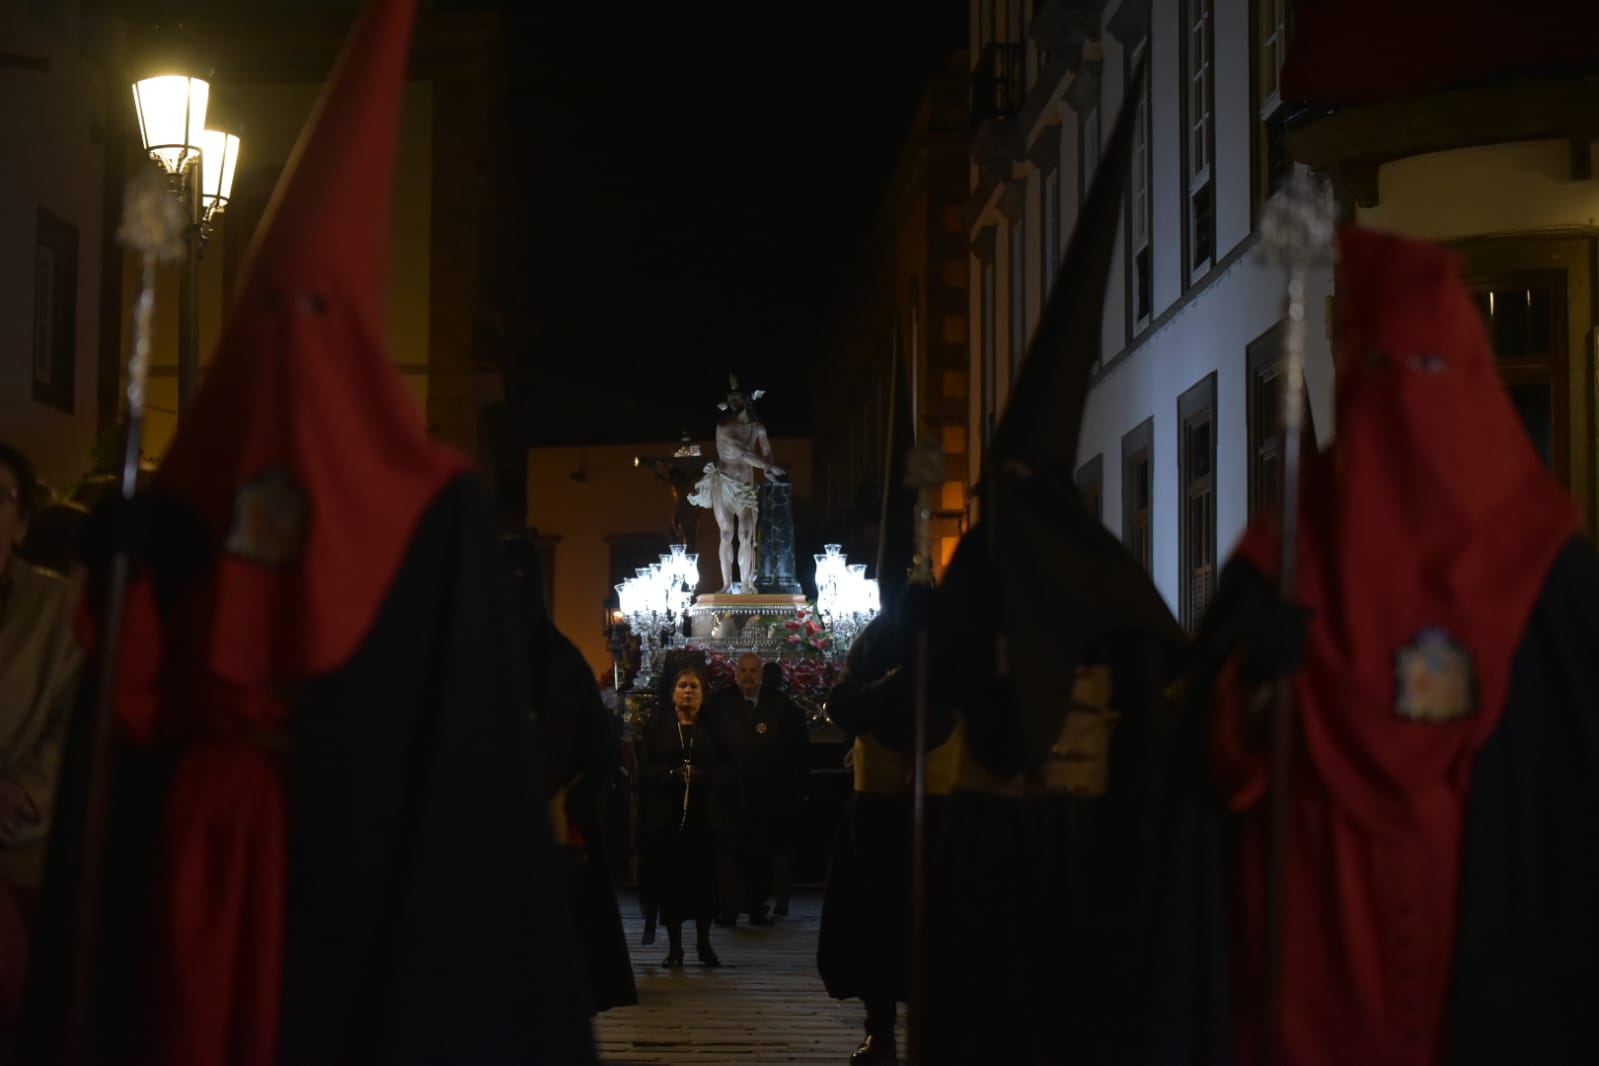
[1,0,508,504]
[968,0,1597,630]
[0,1,122,490]
[814,51,972,577]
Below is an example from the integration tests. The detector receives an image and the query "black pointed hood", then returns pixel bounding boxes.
[941,54,1185,776]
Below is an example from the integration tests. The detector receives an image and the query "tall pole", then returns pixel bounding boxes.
[904,435,943,1066]
[66,164,186,1066]
[1256,172,1337,1066]
[178,154,204,410]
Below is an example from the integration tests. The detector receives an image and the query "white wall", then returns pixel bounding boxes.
[0,5,112,490]
[970,0,1336,619]
[1080,247,1333,609]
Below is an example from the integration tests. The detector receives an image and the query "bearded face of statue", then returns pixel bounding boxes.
[726,391,747,414]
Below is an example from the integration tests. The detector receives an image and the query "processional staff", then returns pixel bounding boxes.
[1255,170,1338,1066]
[64,164,186,1063]
[904,427,943,1066]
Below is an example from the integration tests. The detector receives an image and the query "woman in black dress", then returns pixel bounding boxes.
[639,663,733,967]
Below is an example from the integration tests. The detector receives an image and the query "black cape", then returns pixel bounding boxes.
[1150,536,1599,1066]
[535,631,638,1014]
[23,474,598,1065]
[817,614,953,1006]
[504,533,637,1014]
[919,617,1189,1066]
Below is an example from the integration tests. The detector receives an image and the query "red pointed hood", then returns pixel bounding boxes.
[1236,223,1577,821]
[1220,227,1584,1066]
[156,0,467,687]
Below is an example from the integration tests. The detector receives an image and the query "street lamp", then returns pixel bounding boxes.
[131,72,239,413]
[198,127,240,222]
[131,74,209,174]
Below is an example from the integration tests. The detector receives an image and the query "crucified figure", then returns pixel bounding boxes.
[637,448,704,549]
[688,376,785,593]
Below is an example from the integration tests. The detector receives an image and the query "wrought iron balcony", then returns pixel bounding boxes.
[970,42,1025,135]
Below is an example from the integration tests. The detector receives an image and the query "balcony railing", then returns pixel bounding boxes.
[971,42,1025,134]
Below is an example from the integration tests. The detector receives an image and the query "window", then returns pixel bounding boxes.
[1184,0,1215,280]
[1178,374,1217,630]
[1121,419,1153,572]
[1081,103,1101,203]
[1042,166,1061,297]
[1255,0,1292,206]
[1247,323,1284,516]
[32,207,79,414]
[1246,323,1318,517]
[981,256,998,444]
[1467,274,1570,480]
[1009,214,1026,375]
[1129,38,1153,330]
[1457,236,1598,525]
[1240,322,1317,514]
[1076,454,1104,523]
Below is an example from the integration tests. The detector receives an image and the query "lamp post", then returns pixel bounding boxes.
[131,72,240,412]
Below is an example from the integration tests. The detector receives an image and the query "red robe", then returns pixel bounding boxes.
[1209,225,1578,1065]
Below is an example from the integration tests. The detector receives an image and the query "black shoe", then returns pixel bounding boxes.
[849,1033,897,1065]
[697,944,722,967]
[773,902,790,917]
[641,926,656,946]
[661,946,684,967]
[748,912,775,926]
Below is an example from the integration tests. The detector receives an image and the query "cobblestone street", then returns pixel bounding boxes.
[595,891,900,1065]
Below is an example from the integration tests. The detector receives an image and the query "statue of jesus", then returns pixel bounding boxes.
[688,375,785,593]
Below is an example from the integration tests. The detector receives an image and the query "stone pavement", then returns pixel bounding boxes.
[594,891,901,1065]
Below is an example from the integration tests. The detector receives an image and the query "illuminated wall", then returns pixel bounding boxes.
[0,5,115,490]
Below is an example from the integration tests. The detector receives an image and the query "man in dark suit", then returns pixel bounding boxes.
[708,652,809,925]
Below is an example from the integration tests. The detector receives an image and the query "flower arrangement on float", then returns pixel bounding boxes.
[777,604,832,657]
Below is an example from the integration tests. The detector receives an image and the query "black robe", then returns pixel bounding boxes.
[817,614,952,1007]
[22,475,598,1065]
[920,626,1189,1066]
[534,632,638,1014]
[505,533,637,1015]
[1149,537,1599,1066]
[636,712,735,925]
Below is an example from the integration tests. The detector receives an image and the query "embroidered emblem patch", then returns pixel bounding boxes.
[755,721,768,735]
[1394,627,1476,724]
[224,466,308,566]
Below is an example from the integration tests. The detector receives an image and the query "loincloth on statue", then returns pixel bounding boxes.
[687,464,759,514]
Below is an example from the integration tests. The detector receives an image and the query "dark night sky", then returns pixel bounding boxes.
[486,2,967,446]
[110,0,966,445]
